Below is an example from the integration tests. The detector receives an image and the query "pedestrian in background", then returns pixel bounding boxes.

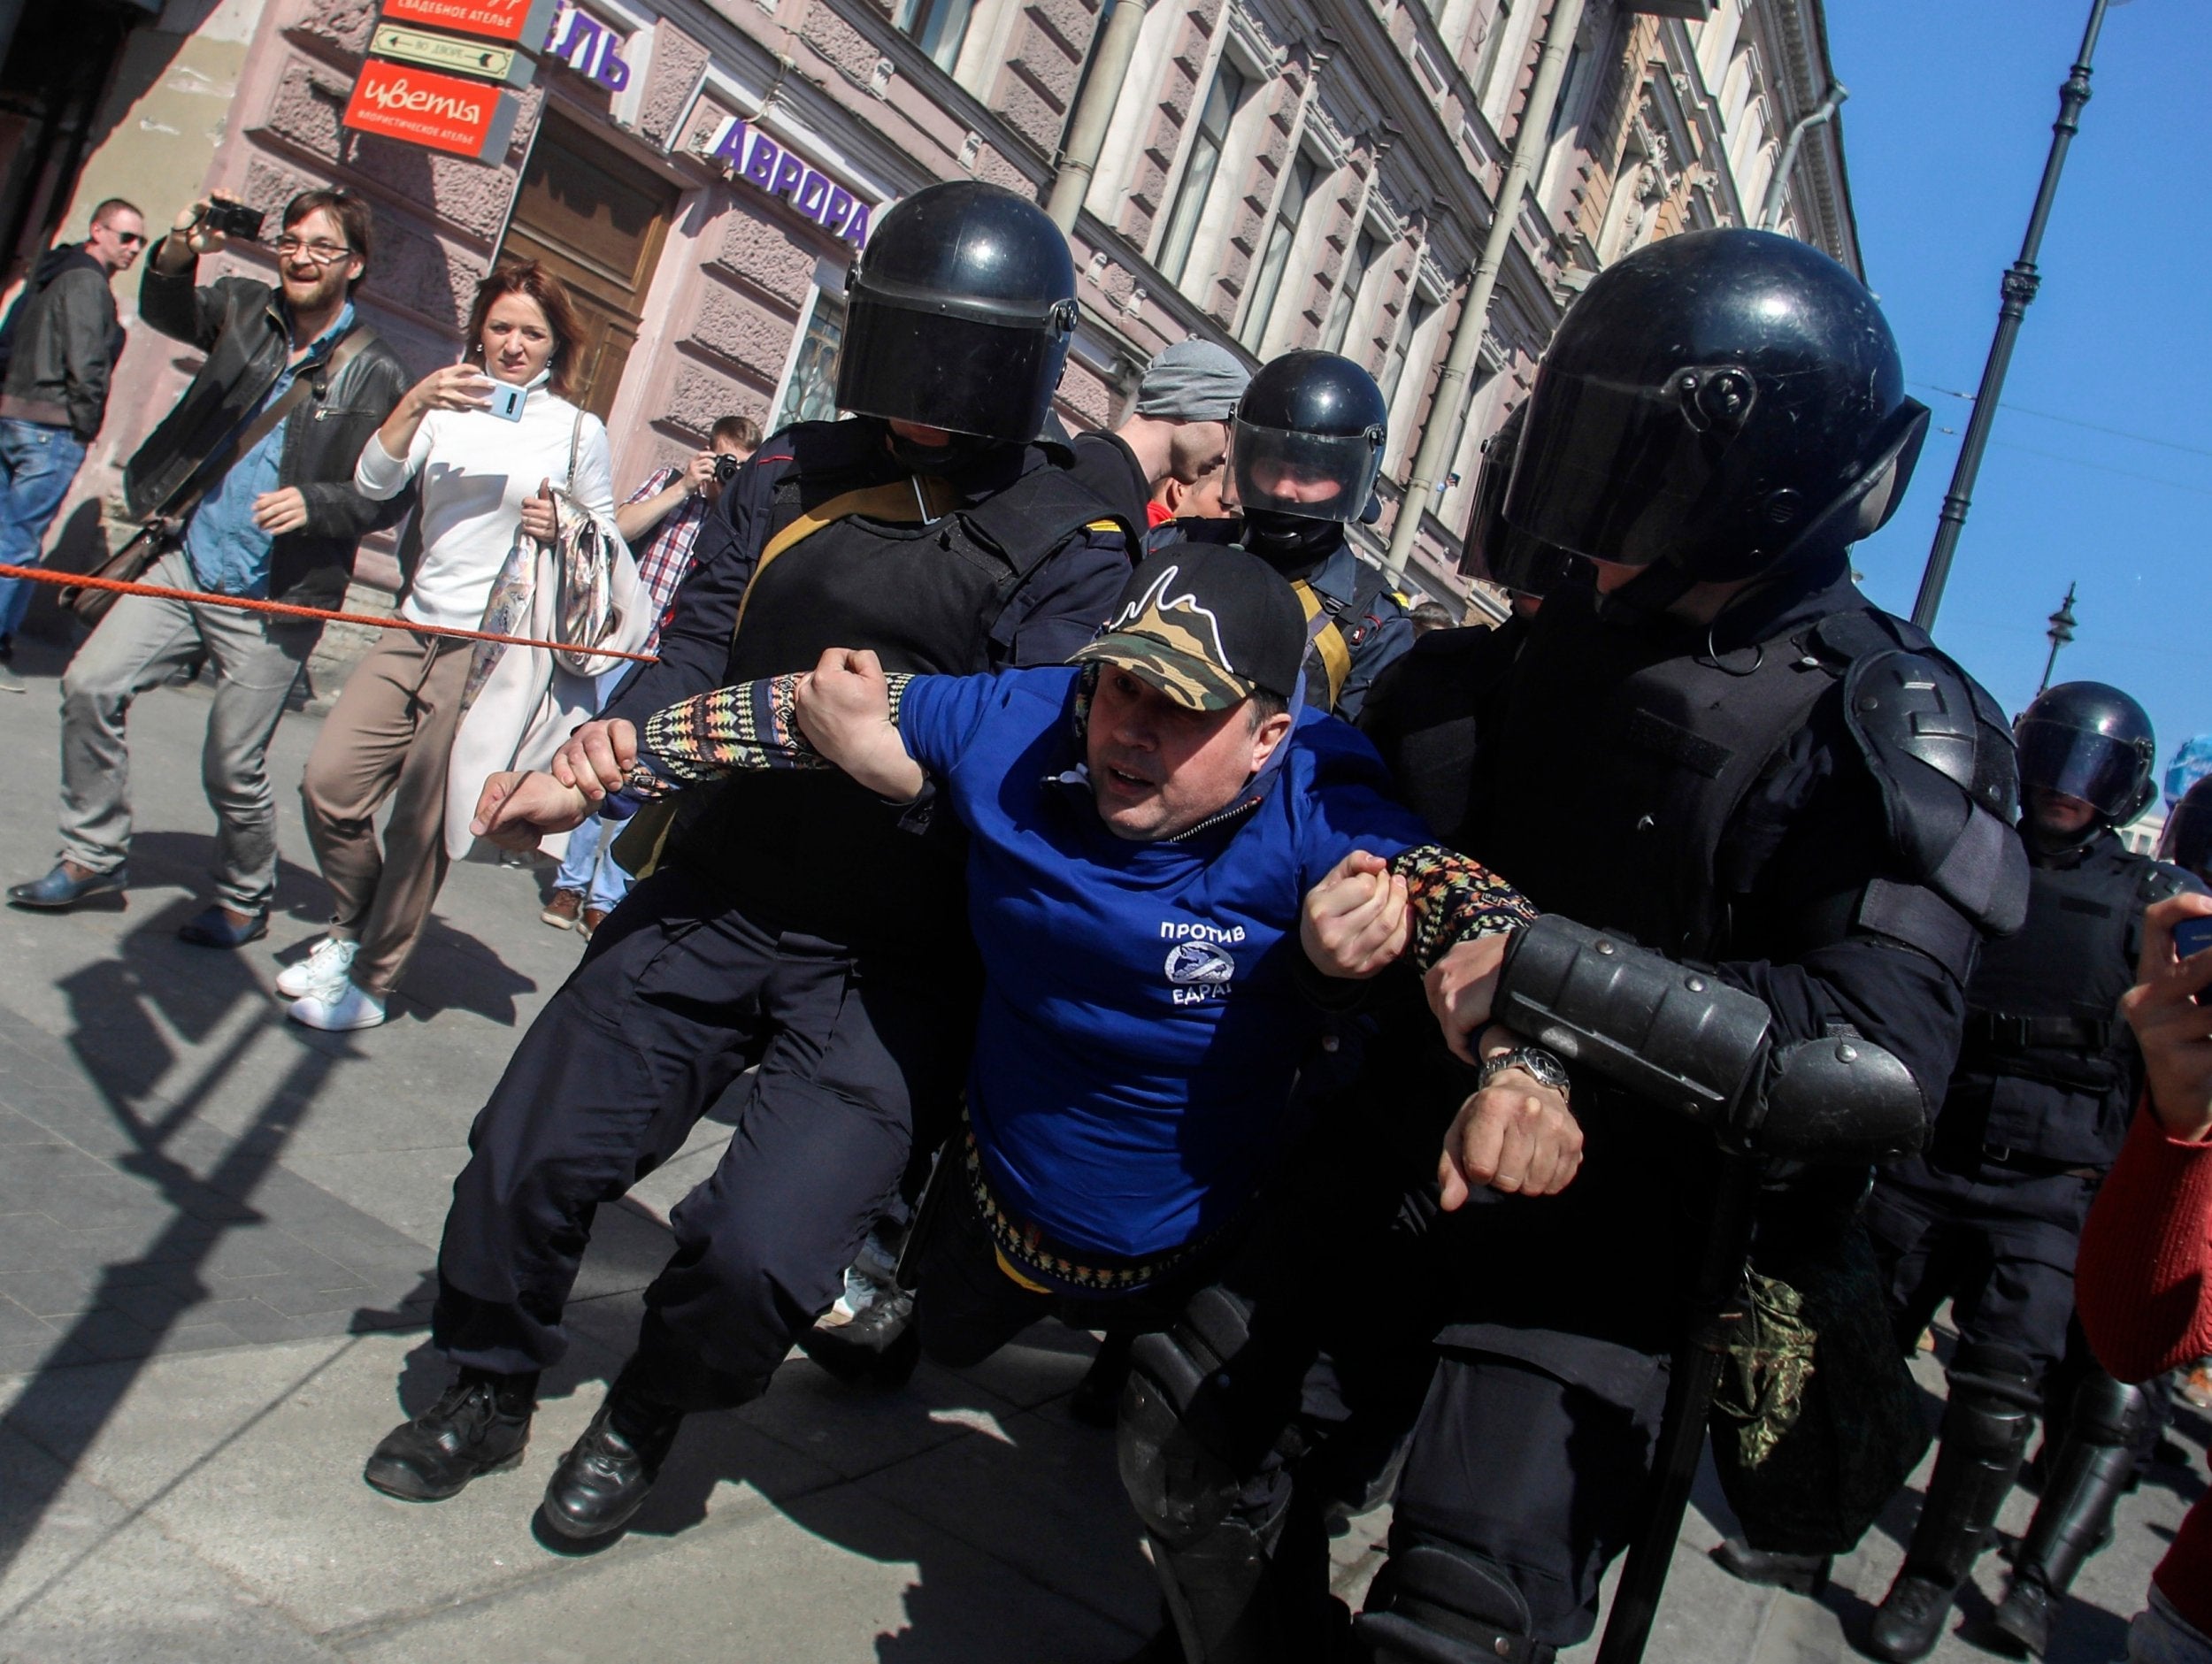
[0,196,144,694]
[286,260,612,1032]
[2078,892,2212,1664]
[1068,337,1248,529]
[5,189,410,942]
[540,410,761,939]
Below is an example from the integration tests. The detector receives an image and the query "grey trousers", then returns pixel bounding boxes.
[57,549,320,911]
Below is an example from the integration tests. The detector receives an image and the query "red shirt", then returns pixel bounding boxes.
[2077,1105,2212,1634]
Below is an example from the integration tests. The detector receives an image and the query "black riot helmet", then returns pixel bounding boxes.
[1231,350,1388,529]
[2015,681,2158,828]
[2158,775,2212,884]
[834,180,1079,444]
[1459,403,1577,600]
[1505,228,1931,583]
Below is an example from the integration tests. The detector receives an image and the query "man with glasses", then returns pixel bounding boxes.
[8,189,411,951]
[0,197,145,694]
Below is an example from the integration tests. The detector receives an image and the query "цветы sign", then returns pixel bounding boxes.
[342,59,519,160]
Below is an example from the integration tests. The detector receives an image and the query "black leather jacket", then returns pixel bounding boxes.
[124,258,413,608]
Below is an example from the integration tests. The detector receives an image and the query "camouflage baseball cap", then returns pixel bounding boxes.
[1071,542,1306,711]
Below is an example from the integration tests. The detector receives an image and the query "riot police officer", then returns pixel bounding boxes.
[1116,227,2028,1663]
[1158,350,1411,718]
[1847,684,2203,1661]
[357,180,1133,1538]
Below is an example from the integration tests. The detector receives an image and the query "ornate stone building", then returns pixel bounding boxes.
[0,0,1857,650]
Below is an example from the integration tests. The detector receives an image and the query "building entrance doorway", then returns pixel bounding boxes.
[0,0,142,284]
[498,110,679,419]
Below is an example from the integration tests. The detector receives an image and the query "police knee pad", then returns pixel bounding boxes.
[1118,1286,1255,1546]
[1942,1341,2039,1453]
[2067,1370,2150,1450]
[1356,1544,1551,1664]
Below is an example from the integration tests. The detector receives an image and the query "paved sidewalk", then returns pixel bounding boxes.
[0,633,2200,1662]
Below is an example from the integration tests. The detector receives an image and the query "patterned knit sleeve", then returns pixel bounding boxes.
[1390,843,1539,972]
[622,671,913,796]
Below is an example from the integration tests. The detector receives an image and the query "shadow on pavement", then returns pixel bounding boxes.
[0,878,345,1584]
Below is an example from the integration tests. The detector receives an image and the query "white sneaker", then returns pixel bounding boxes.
[276,937,358,999]
[288,979,386,1031]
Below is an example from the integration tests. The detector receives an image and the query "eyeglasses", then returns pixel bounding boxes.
[276,237,355,264]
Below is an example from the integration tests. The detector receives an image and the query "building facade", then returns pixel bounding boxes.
[1,0,1856,669]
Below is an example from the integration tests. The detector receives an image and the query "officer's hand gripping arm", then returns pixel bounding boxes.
[620,664,918,799]
[1492,914,1926,1162]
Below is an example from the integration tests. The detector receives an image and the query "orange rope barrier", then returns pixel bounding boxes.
[0,562,663,663]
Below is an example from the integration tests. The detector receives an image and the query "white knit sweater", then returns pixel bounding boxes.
[355,373,617,629]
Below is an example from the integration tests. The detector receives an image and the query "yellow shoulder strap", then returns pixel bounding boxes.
[1293,579,1352,712]
[733,474,958,639]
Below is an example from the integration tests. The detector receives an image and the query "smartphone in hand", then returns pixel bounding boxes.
[488,381,526,422]
[2173,915,2212,962]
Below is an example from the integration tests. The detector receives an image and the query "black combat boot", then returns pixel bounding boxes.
[796,1289,922,1388]
[1710,1537,1832,1596]
[539,1369,687,1540]
[363,1367,537,1501]
[1868,1344,2039,1663]
[1991,1373,2150,1657]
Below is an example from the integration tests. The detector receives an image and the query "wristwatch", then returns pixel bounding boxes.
[1478,1044,1571,1104]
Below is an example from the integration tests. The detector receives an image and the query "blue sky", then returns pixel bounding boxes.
[1823,0,2212,792]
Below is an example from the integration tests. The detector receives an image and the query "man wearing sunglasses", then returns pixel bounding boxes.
[0,197,144,694]
[8,188,411,950]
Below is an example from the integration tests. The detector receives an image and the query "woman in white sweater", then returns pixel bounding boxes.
[287,261,615,1031]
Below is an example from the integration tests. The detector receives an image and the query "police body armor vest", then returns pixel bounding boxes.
[675,425,1127,947]
[1472,590,1847,962]
[1940,834,2156,1169]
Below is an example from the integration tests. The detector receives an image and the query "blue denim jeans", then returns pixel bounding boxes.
[0,418,88,647]
[553,665,632,910]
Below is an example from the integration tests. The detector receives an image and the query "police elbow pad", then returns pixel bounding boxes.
[1749,1036,1925,1162]
[1844,649,2031,971]
[1493,915,1770,1129]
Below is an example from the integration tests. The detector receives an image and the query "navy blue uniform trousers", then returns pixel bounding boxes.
[1864,1152,2095,1382]
[431,866,971,1402]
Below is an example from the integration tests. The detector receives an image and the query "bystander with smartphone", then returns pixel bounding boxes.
[4,189,411,943]
[284,260,614,1031]
[538,410,760,939]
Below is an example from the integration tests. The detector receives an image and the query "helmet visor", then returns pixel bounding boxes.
[1229,421,1381,525]
[2015,719,2149,822]
[834,295,1069,443]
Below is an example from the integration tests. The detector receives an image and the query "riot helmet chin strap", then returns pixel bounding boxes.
[882,424,1014,482]
[1241,509,1343,572]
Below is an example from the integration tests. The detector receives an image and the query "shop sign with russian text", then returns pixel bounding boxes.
[342,58,519,160]
[377,0,557,46]
[704,117,873,247]
[543,1,632,91]
[369,22,534,84]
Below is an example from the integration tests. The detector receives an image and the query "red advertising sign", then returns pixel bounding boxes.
[342,59,518,161]
[375,0,556,45]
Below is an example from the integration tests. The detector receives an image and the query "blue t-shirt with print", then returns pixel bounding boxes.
[898,664,1431,1261]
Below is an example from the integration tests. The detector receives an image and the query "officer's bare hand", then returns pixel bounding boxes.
[1301,850,1409,978]
[794,648,925,801]
[2121,893,2212,1143]
[1426,932,1513,1063]
[551,717,639,801]
[250,487,309,535]
[1438,1031,1583,1207]
[472,770,589,849]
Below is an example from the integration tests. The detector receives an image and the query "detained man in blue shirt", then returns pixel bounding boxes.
[481,545,1579,1365]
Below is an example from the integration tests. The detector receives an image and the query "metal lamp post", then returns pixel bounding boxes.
[1911,0,2115,632]
[2038,582,2078,694]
